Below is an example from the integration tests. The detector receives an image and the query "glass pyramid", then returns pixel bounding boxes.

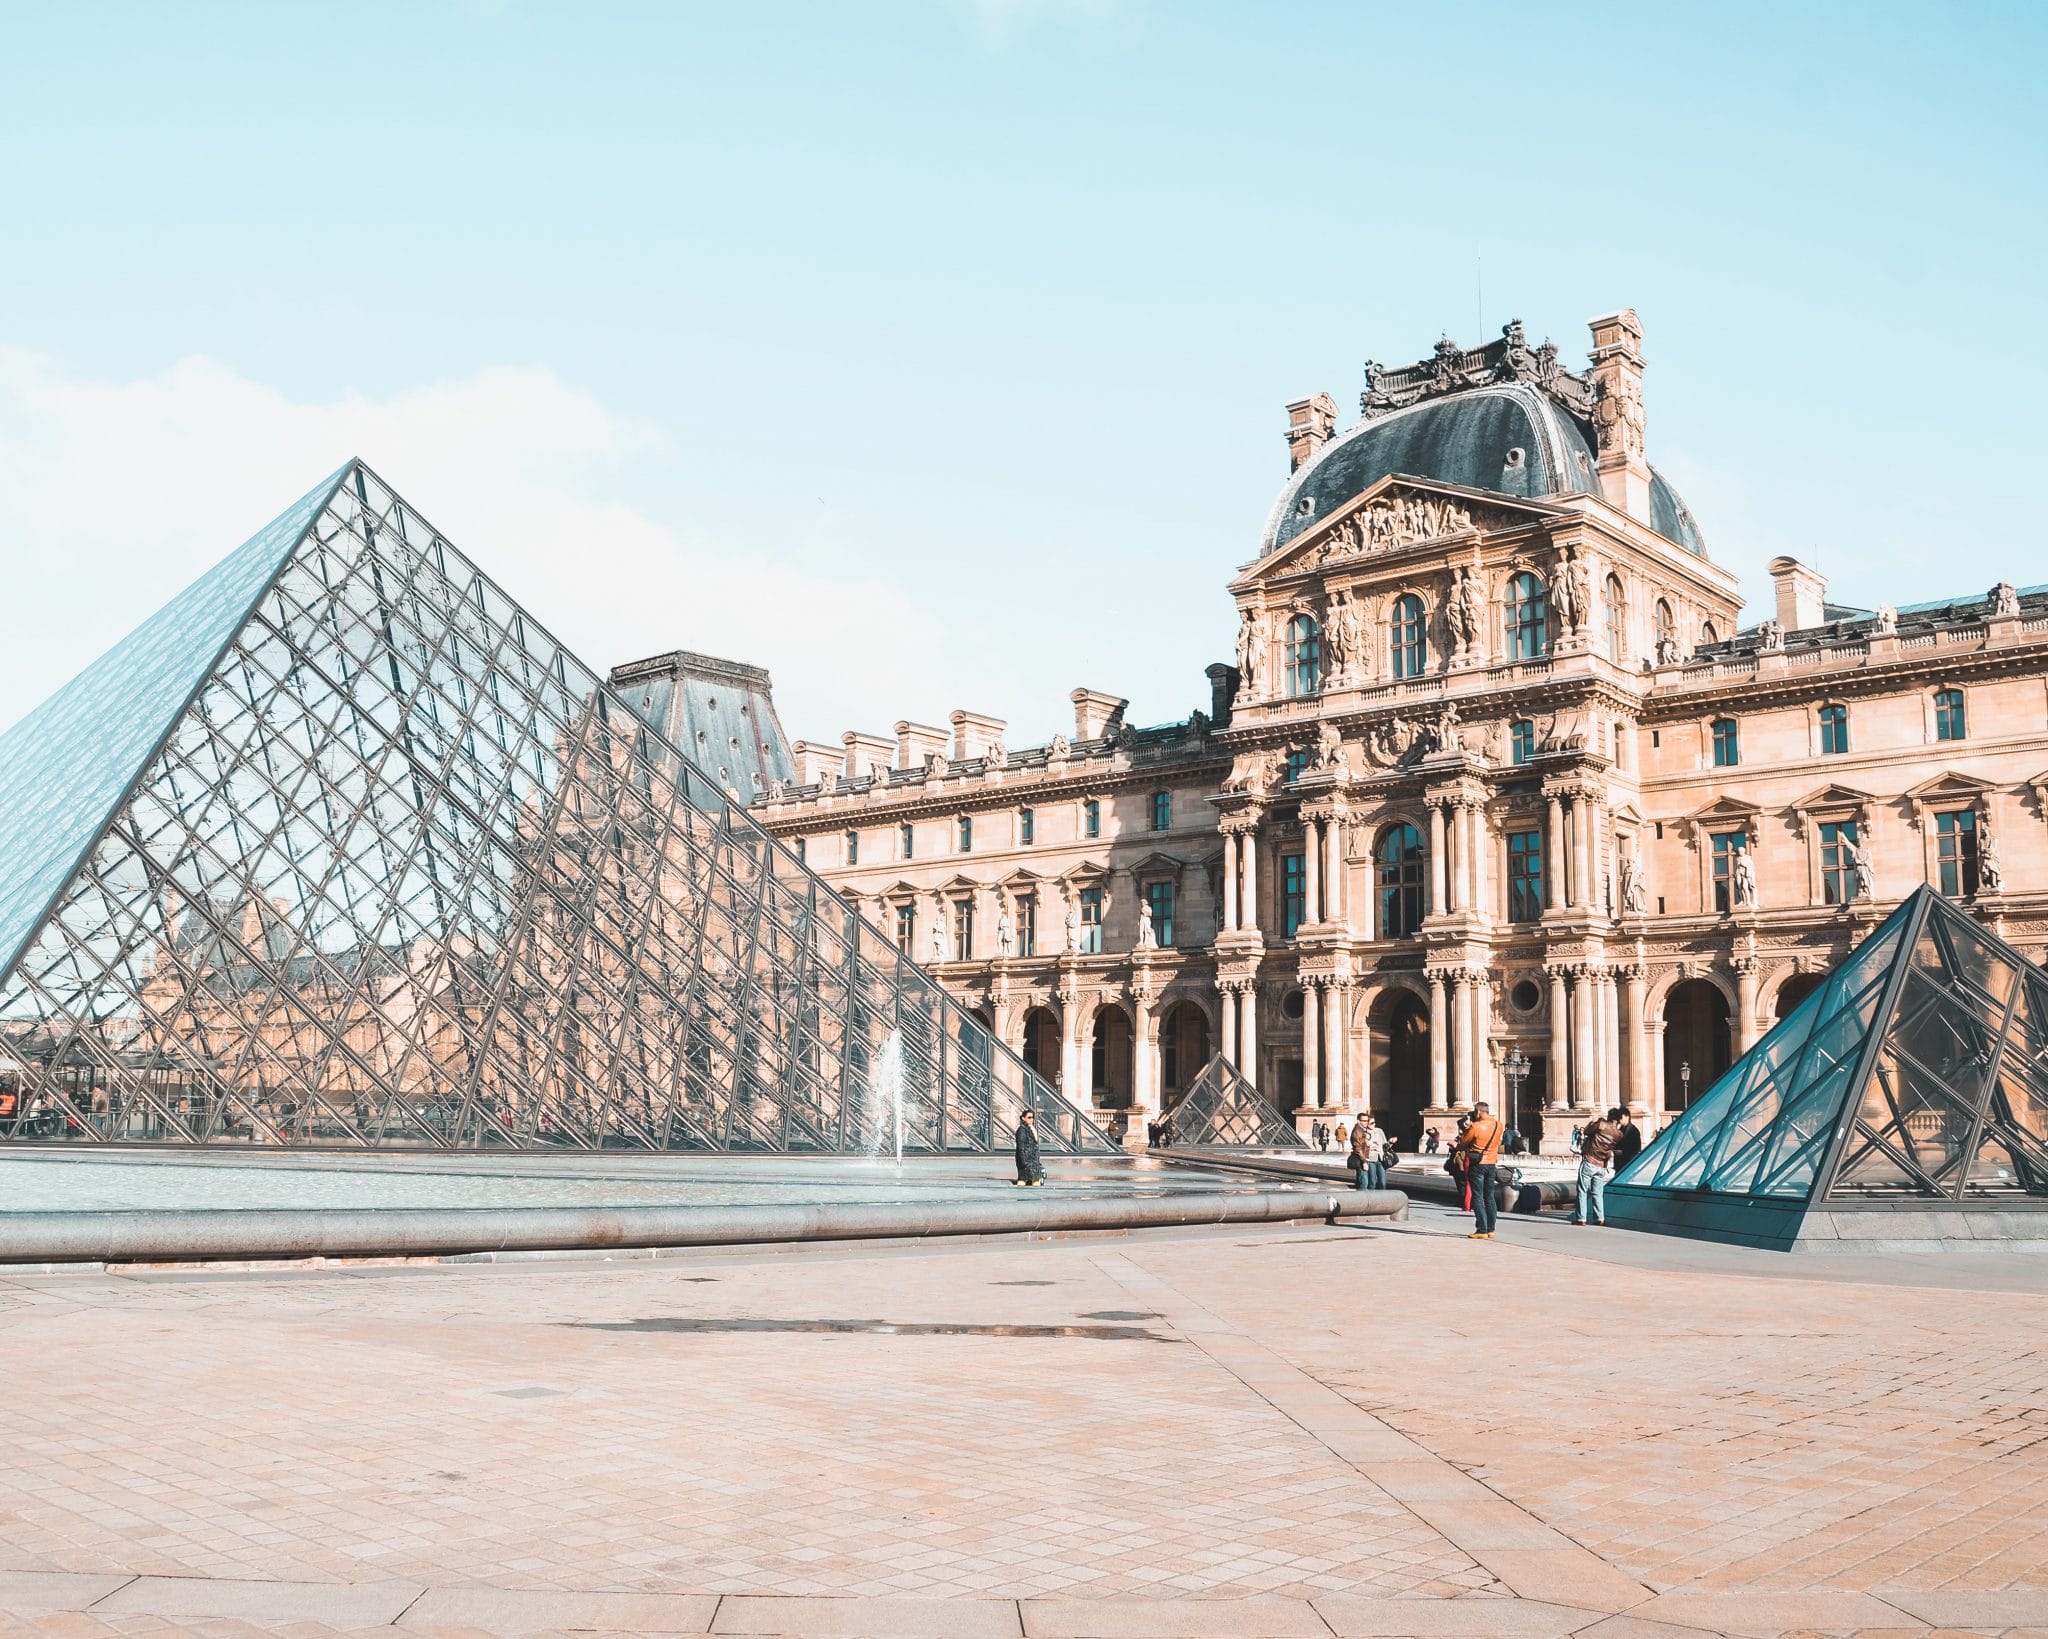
[1165,1055,1307,1149]
[1612,887,2048,1240]
[0,461,1118,1156]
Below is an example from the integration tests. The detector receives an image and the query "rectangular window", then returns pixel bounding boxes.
[1819,820,1860,905]
[894,902,915,952]
[1285,749,1309,785]
[1710,831,1745,914]
[1819,704,1849,756]
[793,835,805,863]
[1935,689,1966,741]
[1510,720,1534,765]
[1018,807,1034,846]
[1084,799,1100,839]
[1151,790,1171,831]
[1144,881,1176,947]
[844,830,859,865]
[1936,809,1979,897]
[899,821,914,859]
[1281,852,1306,937]
[1017,892,1037,958]
[1712,718,1739,767]
[1078,886,1103,954]
[1507,830,1544,923]
[952,899,974,962]
[957,815,972,852]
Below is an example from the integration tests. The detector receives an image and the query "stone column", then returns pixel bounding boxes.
[1462,803,1483,919]
[1572,969,1597,1109]
[1646,1016,1669,1127]
[1220,981,1238,1064]
[1600,970,1620,1113]
[1222,831,1240,932]
[1240,982,1260,1089]
[1304,819,1322,928]
[1429,804,1448,916]
[1351,987,1372,1114]
[1326,817,1345,923]
[1621,967,1647,1116]
[1133,1000,1161,1128]
[1075,1000,1097,1109]
[1325,983,1346,1112]
[1478,975,1498,1109]
[1546,967,1570,1111]
[1059,996,1084,1107]
[1544,796,1564,911]
[1735,962,1762,1053]
[1452,971,1475,1110]
[1572,799,1592,910]
[1242,827,1260,934]
[1428,971,1449,1109]
[1302,981,1321,1109]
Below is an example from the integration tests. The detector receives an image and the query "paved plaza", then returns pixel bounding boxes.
[1,1203,2046,1637]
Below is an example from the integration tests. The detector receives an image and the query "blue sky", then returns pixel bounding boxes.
[1,1,2042,746]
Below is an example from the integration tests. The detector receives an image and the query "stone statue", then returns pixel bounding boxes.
[929,915,947,964]
[1732,848,1758,910]
[1339,594,1366,678]
[1322,590,1352,679]
[1555,545,1591,635]
[985,737,1006,769]
[1979,816,2003,891]
[1047,732,1070,761]
[1315,718,1345,770]
[1756,618,1783,652]
[1844,832,1875,901]
[1237,611,1268,690]
[1447,567,1485,655]
[1136,898,1156,949]
[1064,900,1082,954]
[1620,850,1647,916]
[925,751,949,779]
[996,900,1016,958]
[1431,700,1463,755]
[1992,582,2021,618]
[1873,604,1898,637]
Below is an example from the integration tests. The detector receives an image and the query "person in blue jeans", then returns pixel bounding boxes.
[1573,1107,1622,1225]
[1454,1102,1505,1239]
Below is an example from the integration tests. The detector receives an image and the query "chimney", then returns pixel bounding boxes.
[1767,556,1828,632]
[948,710,1007,762]
[791,740,845,787]
[841,730,894,782]
[1071,688,1127,742]
[1587,310,1651,523]
[894,719,948,769]
[1205,662,1238,730]
[1284,393,1338,472]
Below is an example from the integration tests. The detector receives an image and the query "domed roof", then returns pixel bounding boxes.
[1259,381,1707,560]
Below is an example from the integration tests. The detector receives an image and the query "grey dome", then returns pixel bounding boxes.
[1260,382,1706,559]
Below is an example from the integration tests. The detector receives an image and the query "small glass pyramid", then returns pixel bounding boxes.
[1165,1055,1307,1148]
[1613,887,2048,1243]
[0,462,1118,1156]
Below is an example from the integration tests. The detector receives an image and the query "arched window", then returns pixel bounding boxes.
[1654,599,1675,657]
[1818,702,1849,755]
[1700,620,1719,647]
[1504,572,1549,661]
[1510,719,1535,765]
[1375,823,1426,938]
[1284,614,1322,697]
[1934,688,1966,741]
[1604,574,1627,663]
[1390,593,1428,679]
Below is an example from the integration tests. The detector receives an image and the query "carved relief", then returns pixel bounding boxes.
[1319,492,1476,561]
[1595,370,1645,460]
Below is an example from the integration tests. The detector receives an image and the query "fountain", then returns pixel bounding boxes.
[867,1030,906,1166]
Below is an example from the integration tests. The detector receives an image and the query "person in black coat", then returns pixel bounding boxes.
[1013,1108,1046,1186]
[1613,1111,1643,1172]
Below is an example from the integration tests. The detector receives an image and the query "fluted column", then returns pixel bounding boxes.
[1735,962,1762,1052]
[1621,967,1647,1115]
[1304,819,1322,928]
[1546,967,1570,1112]
[1240,983,1259,1088]
[1600,970,1620,1113]
[1059,996,1084,1106]
[1222,832,1240,931]
[1220,981,1239,1064]
[1324,982,1346,1111]
[1544,796,1564,910]
[1428,804,1448,915]
[1647,1016,1669,1125]
[1428,971,1449,1109]
[1570,799,1590,909]
[1452,971,1475,1110]
[1302,981,1321,1109]
[1325,817,1345,922]
[1242,827,1260,934]
[1572,969,1597,1109]
[1461,803,1483,918]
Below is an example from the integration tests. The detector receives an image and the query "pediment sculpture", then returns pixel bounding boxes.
[1315,491,1477,563]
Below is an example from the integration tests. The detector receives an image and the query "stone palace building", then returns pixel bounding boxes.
[710,311,2048,1151]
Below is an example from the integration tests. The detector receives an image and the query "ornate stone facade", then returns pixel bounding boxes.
[753,312,2048,1152]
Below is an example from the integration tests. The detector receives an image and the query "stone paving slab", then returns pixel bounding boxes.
[0,1570,137,1615]
[401,1584,721,1632]
[1019,1594,1332,1636]
[711,1593,1020,1634]
[91,1575,424,1624]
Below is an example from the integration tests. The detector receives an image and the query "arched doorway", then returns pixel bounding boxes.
[1367,988,1430,1150]
[1773,971,1826,1028]
[1091,1005,1133,1111]
[1663,979,1732,1112]
[1021,1006,1061,1087]
[1159,1001,1210,1111]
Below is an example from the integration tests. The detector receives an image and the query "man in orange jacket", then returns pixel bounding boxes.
[1455,1101,1505,1239]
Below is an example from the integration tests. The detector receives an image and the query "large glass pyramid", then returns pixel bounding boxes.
[0,461,1117,1155]
[1165,1055,1307,1149]
[1611,887,2048,1245]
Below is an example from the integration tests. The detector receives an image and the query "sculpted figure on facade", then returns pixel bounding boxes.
[1136,898,1156,949]
[1236,611,1268,698]
[1557,545,1593,636]
[1596,369,1646,460]
[1047,731,1070,762]
[984,737,1006,769]
[1732,847,1758,910]
[1322,589,1353,680]
[996,900,1016,958]
[1873,605,1898,637]
[929,914,947,965]
[1992,581,2021,618]
[1979,815,2004,891]
[1619,848,1648,916]
[1756,618,1784,652]
[1063,898,1081,955]
[1843,832,1875,901]
[1315,718,1345,770]
[1446,566,1485,658]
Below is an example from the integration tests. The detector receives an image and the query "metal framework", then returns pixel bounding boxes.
[0,461,1118,1156]
[1165,1054,1306,1149]
[1615,886,2048,1217]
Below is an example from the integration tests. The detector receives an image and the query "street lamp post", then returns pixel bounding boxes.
[1504,1047,1530,1152]
[1680,1059,1693,1109]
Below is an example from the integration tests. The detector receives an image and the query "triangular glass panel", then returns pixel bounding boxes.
[0,462,1119,1157]
[1164,1054,1307,1149]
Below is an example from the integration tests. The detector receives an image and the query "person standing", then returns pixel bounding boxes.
[1013,1108,1045,1186]
[1573,1107,1623,1225]
[1454,1102,1505,1239]
[1360,1114,1386,1191]
[1347,1118,1371,1191]
[1613,1109,1643,1173]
